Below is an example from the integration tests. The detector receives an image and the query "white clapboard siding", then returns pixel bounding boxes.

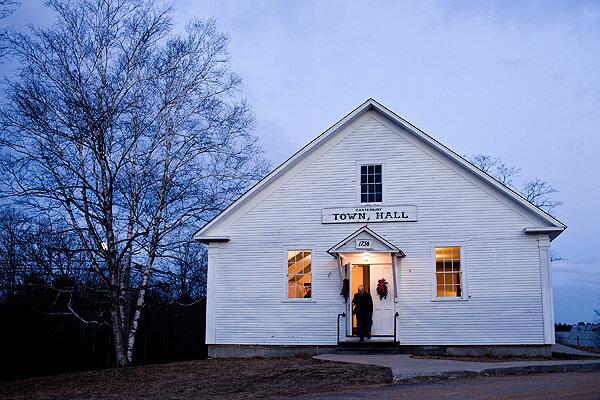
[207,111,552,346]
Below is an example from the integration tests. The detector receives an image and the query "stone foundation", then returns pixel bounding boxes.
[399,344,552,358]
[208,344,338,358]
[208,344,552,358]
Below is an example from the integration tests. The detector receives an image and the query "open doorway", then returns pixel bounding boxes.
[348,261,395,337]
[350,264,370,336]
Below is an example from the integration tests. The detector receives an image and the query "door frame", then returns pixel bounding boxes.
[346,262,395,337]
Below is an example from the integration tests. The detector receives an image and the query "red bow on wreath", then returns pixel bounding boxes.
[376,278,388,300]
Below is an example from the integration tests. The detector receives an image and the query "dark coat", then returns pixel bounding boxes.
[352,292,373,315]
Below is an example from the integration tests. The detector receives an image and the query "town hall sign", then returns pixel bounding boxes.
[321,205,417,224]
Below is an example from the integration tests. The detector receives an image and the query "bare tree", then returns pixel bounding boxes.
[0,0,17,18]
[0,0,267,366]
[466,154,521,186]
[521,177,563,212]
[171,240,208,302]
[0,208,29,299]
[0,0,18,58]
[467,153,562,213]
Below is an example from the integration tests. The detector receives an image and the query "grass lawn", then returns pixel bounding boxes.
[0,356,392,400]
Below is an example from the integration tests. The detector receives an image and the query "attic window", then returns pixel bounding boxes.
[360,164,382,203]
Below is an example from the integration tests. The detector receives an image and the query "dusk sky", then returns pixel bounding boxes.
[4,1,599,323]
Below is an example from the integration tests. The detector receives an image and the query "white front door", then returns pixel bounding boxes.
[369,264,394,336]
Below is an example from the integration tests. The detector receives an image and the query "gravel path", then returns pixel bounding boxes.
[292,371,600,400]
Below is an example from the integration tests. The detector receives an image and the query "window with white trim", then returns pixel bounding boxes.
[435,247,463,298]
[287,250,312,299]
[360,164,382,203]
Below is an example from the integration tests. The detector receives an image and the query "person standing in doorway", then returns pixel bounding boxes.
[352,285,373,342]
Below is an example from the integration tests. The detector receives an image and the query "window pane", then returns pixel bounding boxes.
[304,258,311,274]
[436,285,445,297]
[287,250,312,299]
[452,260,460,271]
[360,165,383,203]
[302,276,312,298]
[454,272,461,285]
[434,247,462,298]
[288,284,296,298]
[451,247,460,259]
[288,281,304,299]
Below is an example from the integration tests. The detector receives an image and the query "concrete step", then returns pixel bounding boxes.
[337,340,398,354]
[338,340,396,347]
[336,348,399,355]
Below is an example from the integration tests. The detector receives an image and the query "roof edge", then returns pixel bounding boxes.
[194,98,566,240]
[327,225,406,257]
[194,235,230,244]
[524,226,566,241]
[368,99,566,230]
[193,98,376,239]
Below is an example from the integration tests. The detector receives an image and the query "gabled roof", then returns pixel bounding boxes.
[194,98,566,242]
[327,226,405,257]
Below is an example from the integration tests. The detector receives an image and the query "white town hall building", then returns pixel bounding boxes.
[194,99,566,357]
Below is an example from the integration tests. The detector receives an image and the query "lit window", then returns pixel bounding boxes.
[360,164,382,203]
[287,250,312,299]
[435,247,462,298]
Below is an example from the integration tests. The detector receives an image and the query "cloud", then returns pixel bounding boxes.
[499,57,527,67]
[552,256,600,289]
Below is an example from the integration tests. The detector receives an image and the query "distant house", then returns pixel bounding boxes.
[556,324,600,349]
[194,99,566,357]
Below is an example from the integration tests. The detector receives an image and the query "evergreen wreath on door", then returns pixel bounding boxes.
[376,278,388,300]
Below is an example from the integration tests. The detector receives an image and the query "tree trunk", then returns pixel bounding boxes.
[126,244,158,363]
[110,306,128,367]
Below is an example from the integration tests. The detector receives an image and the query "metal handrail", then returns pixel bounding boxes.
[337,312,346,345]
[394,311,400,350]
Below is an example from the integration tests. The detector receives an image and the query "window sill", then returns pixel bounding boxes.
[281,299,317,303]
[431,297,469,302]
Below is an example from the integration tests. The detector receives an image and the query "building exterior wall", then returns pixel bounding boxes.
[204,111,553,347]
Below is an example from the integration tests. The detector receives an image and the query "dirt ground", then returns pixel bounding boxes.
[0,357,392,400]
